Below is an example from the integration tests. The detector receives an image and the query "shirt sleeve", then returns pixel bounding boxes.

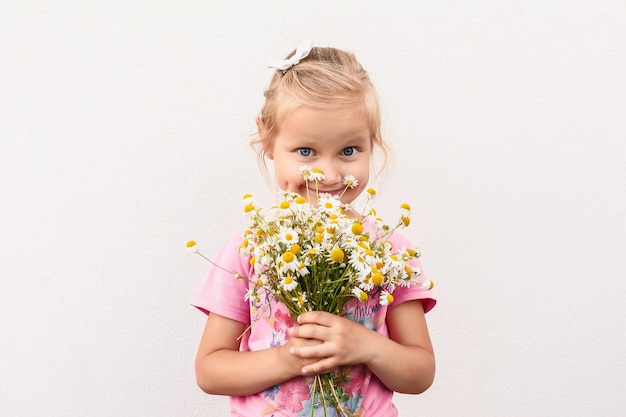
[190,231,253,324]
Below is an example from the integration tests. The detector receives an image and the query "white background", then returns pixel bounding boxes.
[2,1,625,416]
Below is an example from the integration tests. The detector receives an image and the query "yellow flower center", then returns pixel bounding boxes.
[284,276,293,285]
[291,244,301,254]
[385,293,394,304]
[244,204,255,213]
[400,203,411,211]
[372,272,383,286]
[242,193,252,200]
[401,217,410,227]
[282,251,295,263]
[186,240,196,248]
[351,222,363,235]
[295,196,306,204]
[280,201,291,209]
[358,291,369,302]
[330,248,344,262]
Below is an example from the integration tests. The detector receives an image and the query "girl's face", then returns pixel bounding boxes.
[264,105,372,206]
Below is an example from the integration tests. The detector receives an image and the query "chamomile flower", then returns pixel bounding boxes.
[296,262,310,276]
[298,165,313,180]
[281,275,298,291]
[400,203,411,217]
[306,247,320,258]
[348,251,370,274]
[280,250,299,272]
[351,287,369,302]
[242,193,255,205]
[292,291,308,308]
[379,290,394,305]
[277,200,293,217]
[342,175,359,189]
[385,253,404,270]
[244,287,259,304]
[350,220,364,236]
[292,195,308,213]
[422,279,435,290]
[278,226,299,246]
[238,238,253,256]
[318,195,342,213]
[186,240,198,255]
[309,168,325,182]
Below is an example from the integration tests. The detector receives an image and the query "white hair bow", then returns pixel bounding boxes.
[268,39,314,72]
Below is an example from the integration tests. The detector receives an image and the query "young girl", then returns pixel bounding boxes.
[191,40,436,416]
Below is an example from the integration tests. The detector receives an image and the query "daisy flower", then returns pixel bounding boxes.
[281,275,298,291]
[342,175,359,189]
[351,287,369,302]
[280,250,299,273]
[318,195,342,213]
[292,291,308,308]
[186,240,198,255]
[277,200,293,217]
[296,262,310,277]
[422,279,435,290]
[298,165,313,180]
[278,226,300,246]
[379,290,394,306]
[309,168,325,182]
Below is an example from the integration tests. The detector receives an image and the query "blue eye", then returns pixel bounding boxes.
[298,148,313,157]
[341,147,356,156]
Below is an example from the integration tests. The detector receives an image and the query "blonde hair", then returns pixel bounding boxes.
[252,45,389,176]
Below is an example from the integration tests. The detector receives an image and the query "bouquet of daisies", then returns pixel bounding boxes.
[188,166,433,417]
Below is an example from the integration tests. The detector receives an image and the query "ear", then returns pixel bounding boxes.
[256,118,274,160]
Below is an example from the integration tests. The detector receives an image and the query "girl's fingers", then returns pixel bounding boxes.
[297,311,336,326]
[289,322,327,341]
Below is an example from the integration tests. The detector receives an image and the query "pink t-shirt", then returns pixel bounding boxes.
[191,222,436,417]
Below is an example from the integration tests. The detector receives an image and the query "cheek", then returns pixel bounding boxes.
[354,162,370,185]
[273,163,300,190]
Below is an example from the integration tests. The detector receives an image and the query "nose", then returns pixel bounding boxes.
[317,159,343,186]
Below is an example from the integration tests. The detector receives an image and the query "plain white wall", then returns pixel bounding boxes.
[2,1,625,416]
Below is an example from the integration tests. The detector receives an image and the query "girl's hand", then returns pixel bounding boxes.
[287,301,435,395]
[287,311,377,375]
[280,328,323,375]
